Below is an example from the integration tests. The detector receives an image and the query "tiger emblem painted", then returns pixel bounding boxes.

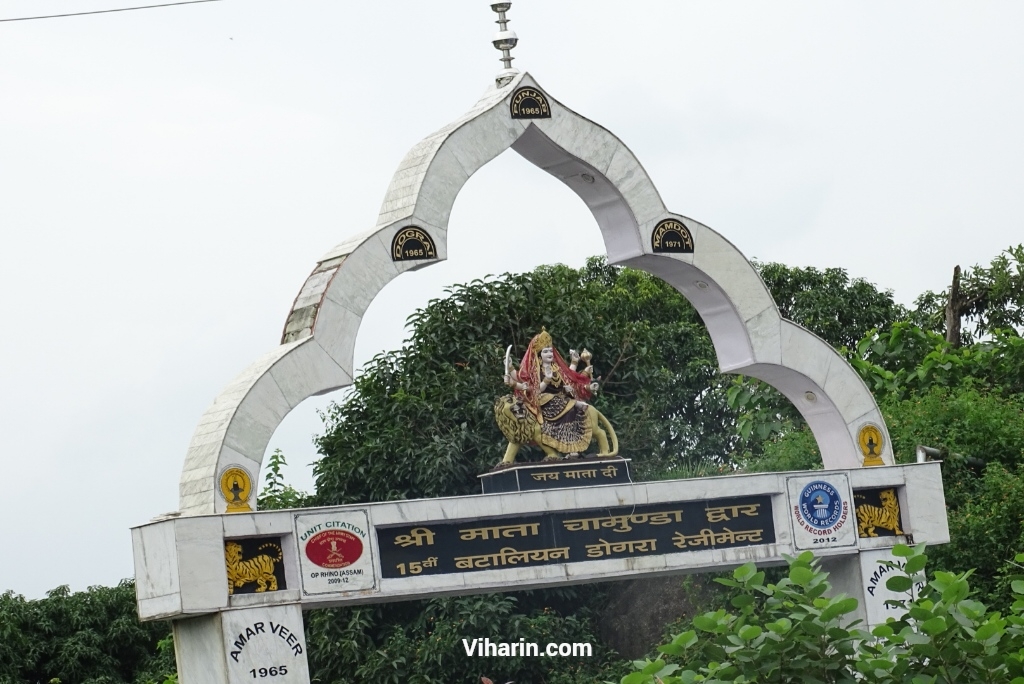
[855,488,904,537]
[225,541,282,594]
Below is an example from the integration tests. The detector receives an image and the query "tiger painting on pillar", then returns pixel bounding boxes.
[224,539,285,594]
[854,488,904,538]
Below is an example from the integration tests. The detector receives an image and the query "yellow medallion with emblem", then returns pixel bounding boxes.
[219,465,253,512]
[858,424,885,467]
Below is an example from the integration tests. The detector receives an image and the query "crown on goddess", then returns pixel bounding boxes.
[529,327,553,353]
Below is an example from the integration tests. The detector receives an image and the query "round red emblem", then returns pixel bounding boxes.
[305,529,363,569]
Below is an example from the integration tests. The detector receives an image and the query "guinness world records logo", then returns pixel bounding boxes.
[797,480,844,532]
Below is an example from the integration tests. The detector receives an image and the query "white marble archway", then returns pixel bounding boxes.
[179,72,892,516]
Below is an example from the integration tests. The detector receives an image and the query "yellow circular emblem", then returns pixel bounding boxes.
[858,424,885,466]
[219,466,253,512]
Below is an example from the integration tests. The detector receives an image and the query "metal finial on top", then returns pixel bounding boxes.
[490,2,519,86]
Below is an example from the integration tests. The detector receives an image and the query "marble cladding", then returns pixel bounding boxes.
[281,257,345,344]
[173,614,229,684]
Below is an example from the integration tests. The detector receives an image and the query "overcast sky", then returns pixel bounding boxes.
[1,1,1022,599]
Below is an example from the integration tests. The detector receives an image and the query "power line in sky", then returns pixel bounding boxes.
[0,0,224,23]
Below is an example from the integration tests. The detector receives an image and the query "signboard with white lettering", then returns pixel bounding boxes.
[222,604,310,684]
[295,511,376,595]
[786,474,856,550]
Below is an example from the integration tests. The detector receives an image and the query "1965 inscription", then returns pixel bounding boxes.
[510,87,551,119]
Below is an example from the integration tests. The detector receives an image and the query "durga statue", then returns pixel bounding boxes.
[493,328,619,467]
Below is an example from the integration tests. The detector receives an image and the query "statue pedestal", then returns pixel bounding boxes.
[479,457,631,494]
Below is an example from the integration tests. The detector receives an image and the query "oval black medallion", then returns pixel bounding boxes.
[651,219,694,254]
[391,226,437,261]
[510,87,551,119]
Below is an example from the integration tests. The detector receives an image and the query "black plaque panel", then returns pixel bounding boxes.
[853,487,904,538]
[510,87,551,119]
[391,226,437,262]
[651,219,695,254]
[479,459,631,494]
[225,536,287,594]
[377,495,774,579]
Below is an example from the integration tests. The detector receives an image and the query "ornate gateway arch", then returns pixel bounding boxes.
[135,9,946,683]
[180,71,892,517]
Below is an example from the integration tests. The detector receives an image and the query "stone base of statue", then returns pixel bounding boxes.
[479,457,632,494]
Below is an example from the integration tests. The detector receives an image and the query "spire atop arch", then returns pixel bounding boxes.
[490,2,520,86]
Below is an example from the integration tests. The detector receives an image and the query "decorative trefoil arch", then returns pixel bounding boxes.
[178,72,893,516]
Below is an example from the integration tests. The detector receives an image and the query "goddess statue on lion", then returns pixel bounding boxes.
[493,328,618,467]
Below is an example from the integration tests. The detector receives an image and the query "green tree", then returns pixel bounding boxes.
[756,262,907,351]
[258,448,309,510]
[880,385,1024,607]
[914,244,1024,347]
[0,581,174,684]
[313,259,733,505]
[851,323,1024,400]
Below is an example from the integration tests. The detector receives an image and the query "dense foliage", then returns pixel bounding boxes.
[0,581,174,684]
[912,244,1024,346]
[311,258,906,504]
[313,259,730,503]
[305,591,619,684]
[623,545,1024,684]
[853,323,1024,401]
[756,261,907,350]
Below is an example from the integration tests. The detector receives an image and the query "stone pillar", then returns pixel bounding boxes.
[172,604,311,684]
[823,548,922,630]
[819,555,871,627]
[854,548,905,628]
